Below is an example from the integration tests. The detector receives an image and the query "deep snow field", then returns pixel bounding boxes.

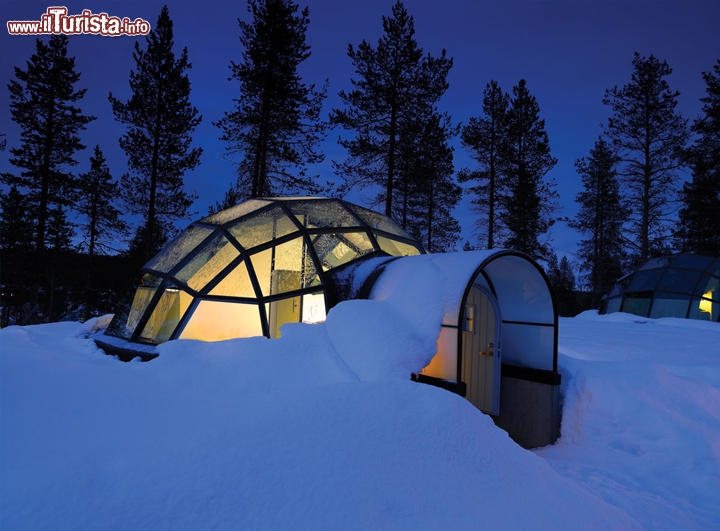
[1,305,719,530]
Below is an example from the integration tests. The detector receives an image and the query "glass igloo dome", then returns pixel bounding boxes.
[105,197,425,344]
[604,252,720,321]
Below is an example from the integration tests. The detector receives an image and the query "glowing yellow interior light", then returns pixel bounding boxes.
[698,289,714,318]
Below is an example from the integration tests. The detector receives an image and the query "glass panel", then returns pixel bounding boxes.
[312,233,361,270]
[139,288,193,343]
[179,301,263,340]
[656,268,702,294]
[605,297,622,314]
[144,225,214,273]
[649,292,690,319]
[121,274,164,337]
[463,305,475,333]
[707,259,720,278]
[208,260,256,298]
[346,204,411,238]
[670,253,714,271]
[627,268,664,292]
[124,286,157,338]
[688,297,718,322]
[376,235,422,256]
[200,199,271,226]
[638,255,672,270]
[695,274,720,301]
[621,296,651,317]
[277,237,319,293]
[301,292,326,324]
[483,255,554,324]
[501,323,554,371]
[341,231,375,254]
[249,248,272,297]
[268,296,300,338]
[286,199,361,229]
[174,233,240,292]
[227,205,298,251]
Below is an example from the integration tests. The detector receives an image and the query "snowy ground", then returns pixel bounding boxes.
[1,307,718,530]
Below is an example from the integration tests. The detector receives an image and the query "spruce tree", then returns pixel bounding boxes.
[74,146,127,318]
[75,146,128,258]
[215,0,327,199]
[0,186,34,252]
[330,0,452,217]
[109,6,201,263]
[458,80,510,249]
[405,112,461,252]
[676,60,720,256]
[2,35,95,252]
[571,137,626,307]
[500,80,558,260]
[603,53,689,265]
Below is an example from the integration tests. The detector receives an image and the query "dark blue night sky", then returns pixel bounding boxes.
[2,0,719,259]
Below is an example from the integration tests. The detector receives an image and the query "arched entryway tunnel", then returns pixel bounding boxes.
[364,250,561,449]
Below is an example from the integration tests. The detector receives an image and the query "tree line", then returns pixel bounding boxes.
[1,0,718,322]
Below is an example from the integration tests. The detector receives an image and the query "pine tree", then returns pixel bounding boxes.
[330,0,452,218]
[2,35,95,252]
[109,6,201,263]
[603,53,689,265]
[74,146,128,318]
[405,112,461,252]
[458,80,510,249]
[500,79,558,260]
[215,0,327,199]
[0,186,34,252]
[676,60,720,256]
[0,133,6,151]
[75,146,128,258]
[571,137,626,307]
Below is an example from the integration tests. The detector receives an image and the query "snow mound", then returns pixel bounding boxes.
[1,304,640,530]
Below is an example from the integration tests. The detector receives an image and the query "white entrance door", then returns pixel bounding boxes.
[461,284,502,415]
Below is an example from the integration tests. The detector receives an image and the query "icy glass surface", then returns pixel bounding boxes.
[340,231,375,254]
[312,234,367,270]
[649,292,691,319]
[695,274,720,301]
[144,225,214,274]
[688,297,719,322]
[139,288,193,343]
[483,255,554,324]
[249,248,272,297]
[627,268,664,292]
[670,253,714,271]
[347,204,410,237]
[376,235,422,257]
[621,296,652,317]
[227,206,298,251]
[174,233,240,292]
[605,297,622,314]
[270,237,321,294]
[125,286,157,337]
[638,255,672,271]
[287,199,361,229]
[179,301,262,340]
[200,199,271,226]
[707,259,720,278]
[656,268,702,294]
[208,260,256,298]
[501,323,554,371]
